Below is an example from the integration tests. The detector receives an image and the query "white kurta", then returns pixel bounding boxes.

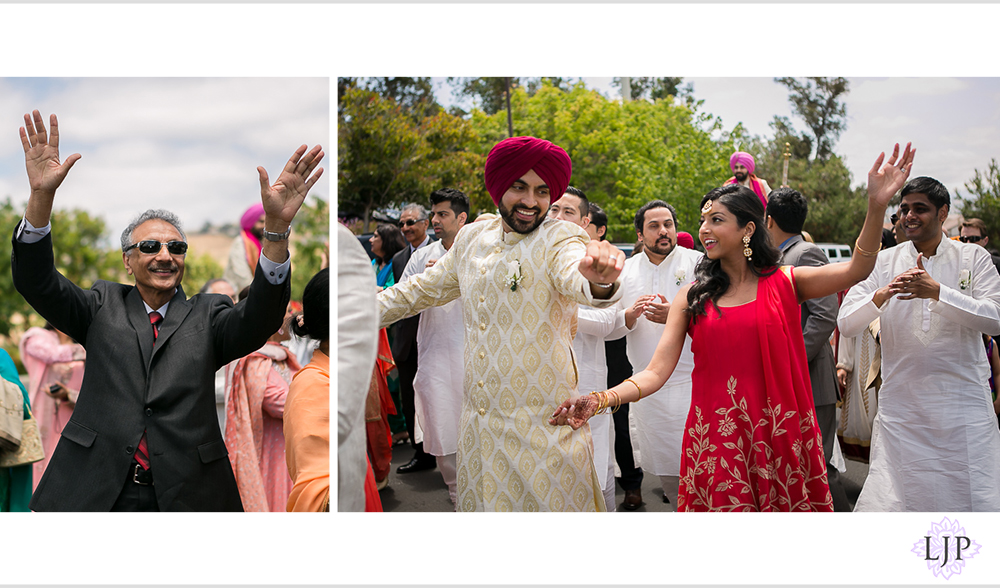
[836,318,880,452]
[838,238,1000,511]
[574,305,618,510]
[607,246,703,477]
[378,217,622,511]
[403,240,464,457]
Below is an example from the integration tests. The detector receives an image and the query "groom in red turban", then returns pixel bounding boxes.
[375,135,627,511]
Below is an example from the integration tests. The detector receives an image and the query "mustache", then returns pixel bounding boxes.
[148,263,177,271]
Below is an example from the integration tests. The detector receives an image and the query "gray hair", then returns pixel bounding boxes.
[120,209,187,252]
[401,203,428,221]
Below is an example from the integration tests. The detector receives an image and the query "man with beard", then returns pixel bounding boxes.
[839,176,1000,511]
[12,110,322,511]
[400,188,468,506]
[378,136,625,511]
[224,202,266,292]
[548,187,618,511]
[605,200,702,508]
[724,151,771,209]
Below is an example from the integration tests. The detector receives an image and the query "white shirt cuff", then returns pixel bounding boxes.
[16,217,51,243]
[259,253,291,285]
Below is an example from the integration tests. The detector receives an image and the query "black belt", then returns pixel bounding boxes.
[130,462,154,486]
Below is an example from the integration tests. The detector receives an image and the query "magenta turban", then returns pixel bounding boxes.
[484,136,572,206]
[240,202,265,233]
[729,151,755,175]
[676,231,695,249]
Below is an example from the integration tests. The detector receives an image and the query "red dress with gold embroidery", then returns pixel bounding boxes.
[677,268,833,512]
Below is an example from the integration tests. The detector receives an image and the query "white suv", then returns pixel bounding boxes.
[815,243,853,264]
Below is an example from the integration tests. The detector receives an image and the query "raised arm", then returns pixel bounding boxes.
[20,111,81,227]
[257,144,325,264]
[793,143,914,302]
[550,285,691,429]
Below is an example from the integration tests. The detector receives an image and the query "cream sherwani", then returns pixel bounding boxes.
[378,217,622,511]
[839,238,1000,511]
[403,241,464,457]
[607,246,703,477]
[574,305,618,511]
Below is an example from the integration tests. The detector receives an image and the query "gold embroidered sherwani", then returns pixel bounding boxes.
[378,217,622,511]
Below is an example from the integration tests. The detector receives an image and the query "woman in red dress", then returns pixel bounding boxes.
[551,144,914,511]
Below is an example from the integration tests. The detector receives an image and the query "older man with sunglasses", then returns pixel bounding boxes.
[10,110,324,512]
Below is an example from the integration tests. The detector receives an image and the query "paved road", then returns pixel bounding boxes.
[379,444,870,512]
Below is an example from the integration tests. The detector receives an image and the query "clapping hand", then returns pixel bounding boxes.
[889,255,940,301]
[257,145,325,226]
[868,142,915,208]
[20,111,80,198]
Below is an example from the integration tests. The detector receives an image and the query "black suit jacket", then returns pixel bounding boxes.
[779,235,840,407]
[390,245,421,362]
[12,230,289,511]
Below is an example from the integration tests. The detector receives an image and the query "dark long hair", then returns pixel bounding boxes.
[686,185,781,321]
[292,268,329,342]
[374,223,406,264]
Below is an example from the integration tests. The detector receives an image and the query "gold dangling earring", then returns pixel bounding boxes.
[743,234,753,262]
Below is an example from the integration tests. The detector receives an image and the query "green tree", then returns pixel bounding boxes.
[447,77,523,116]
[338,87,484,229]
[356,77,440,119]
[289,195,329,301]
[181,253,223,299]
[958,158,1000,237]
[612,77,691,103]
[467,81,733,241]
[775,77,849,161]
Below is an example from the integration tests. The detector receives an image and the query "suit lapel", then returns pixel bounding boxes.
[126,287,155,370]
[151,287,190,362]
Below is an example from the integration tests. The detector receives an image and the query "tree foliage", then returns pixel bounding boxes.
[958,158,1000,237]
[289,195,329,301]
[612,77,691,103]
[448,77,522,116]
[338,87,485,229]
[775,77,849,161]
[467,81,734,241]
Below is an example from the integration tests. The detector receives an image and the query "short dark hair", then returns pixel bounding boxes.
[765,187,808,235]
[430,188,470,218]
[901,176,950,211]
[634,200,677,234]
[588,202,608,241]
[563,186,589,218]
[291,268,329,342]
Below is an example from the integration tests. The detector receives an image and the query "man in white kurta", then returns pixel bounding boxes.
[838,177,1000,511]
[549,187,619,511]
[606,200,702,506]
[401,188,469,507]
[378,136,624,511]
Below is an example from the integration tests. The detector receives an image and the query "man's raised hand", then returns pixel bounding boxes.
[257,144,325,226]
[20,111,80,198]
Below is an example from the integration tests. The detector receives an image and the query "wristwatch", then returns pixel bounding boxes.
[263,227,291,242]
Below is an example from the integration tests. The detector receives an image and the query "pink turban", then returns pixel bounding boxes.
[484,136,572,206]
[240,202,265,233]
[730,151,755,175]
[676,231,695,249]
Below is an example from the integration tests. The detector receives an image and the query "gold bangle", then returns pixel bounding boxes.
[625,377,643,401]
[609,389,622,414]
[855,239,878,258]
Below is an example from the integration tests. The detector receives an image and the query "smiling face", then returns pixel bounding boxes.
[123,218,186,304]
[399,207,428,247]
[638,206,677,262]
[898,192,947,246]
[699,199,753,262]
[498,169,551,234]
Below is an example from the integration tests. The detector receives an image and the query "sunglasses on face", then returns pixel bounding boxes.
[124,240,189,255]
[398,218,425,228]
[960,235,984,243]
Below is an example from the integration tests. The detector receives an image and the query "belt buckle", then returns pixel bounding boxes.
[132,463,153,486]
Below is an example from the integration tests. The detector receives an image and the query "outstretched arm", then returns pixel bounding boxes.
[794,143,914,302]
[258,144,325,264]
[550,285,691,429]
[20,111,81,228]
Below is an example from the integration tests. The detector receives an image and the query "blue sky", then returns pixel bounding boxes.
[0,78,329,238]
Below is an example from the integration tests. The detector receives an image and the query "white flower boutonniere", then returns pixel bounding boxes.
[506,260,524,292]
[675,268,686,286]
[959,269,972,290]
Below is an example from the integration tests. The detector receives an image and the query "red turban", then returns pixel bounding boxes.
[676,231,695,249]
[484,136,572,206]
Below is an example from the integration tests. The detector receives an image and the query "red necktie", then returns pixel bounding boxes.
[135,311,163,470]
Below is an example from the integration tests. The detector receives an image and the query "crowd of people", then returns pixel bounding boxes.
[343,135,1000,513]
[0,110,331,512]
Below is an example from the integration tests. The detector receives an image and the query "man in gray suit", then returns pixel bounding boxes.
[766,187,851,511]
[11,110,324,511]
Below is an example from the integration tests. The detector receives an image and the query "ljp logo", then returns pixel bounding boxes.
[911,517,981,579]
